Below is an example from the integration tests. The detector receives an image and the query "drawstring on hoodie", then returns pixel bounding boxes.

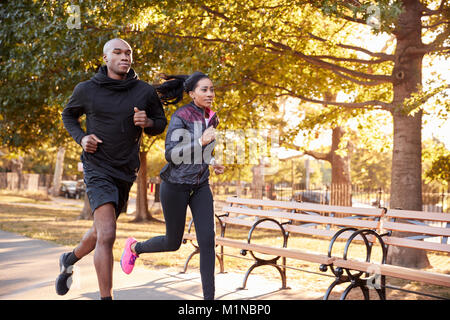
[121,88,132,133]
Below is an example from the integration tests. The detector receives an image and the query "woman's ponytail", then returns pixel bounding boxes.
[155,74,189,105]
[155,71,209,105]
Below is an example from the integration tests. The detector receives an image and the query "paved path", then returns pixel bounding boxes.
[0,230,317,300]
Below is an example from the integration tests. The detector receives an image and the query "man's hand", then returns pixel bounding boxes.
[134,107,153,128]
[81,134,103,153]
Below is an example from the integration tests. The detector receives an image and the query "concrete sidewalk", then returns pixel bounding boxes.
[0,230,316,300]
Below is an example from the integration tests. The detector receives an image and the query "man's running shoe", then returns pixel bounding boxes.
[55,252,74,295]
[120,237,139,274]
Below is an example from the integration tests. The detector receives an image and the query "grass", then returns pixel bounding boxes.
[0,189,51,204]
[0,191,449,300]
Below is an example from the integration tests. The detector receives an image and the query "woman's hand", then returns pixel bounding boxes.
[210,158,224,175]
[200,126,216,146]
[212,163,225,175]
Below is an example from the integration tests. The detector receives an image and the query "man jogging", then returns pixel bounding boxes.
[57,38,167,300]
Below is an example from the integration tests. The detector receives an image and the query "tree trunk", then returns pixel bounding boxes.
[51,147,65,196]
[154,182,160,202]
[10,156,24,190]
[133,151,152,222]
[78,193,92,220]
[387,0,429,268]
[330,127,352,207]
[304,92,352,207]
[303,125,352,207]
[251,161,264,199]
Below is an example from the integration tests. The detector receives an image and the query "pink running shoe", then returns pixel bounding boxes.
[120,237,139,274]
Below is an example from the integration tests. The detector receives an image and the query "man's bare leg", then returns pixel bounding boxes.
[56,217,98,296]
[73,225,97,259]
[93,203,116,299]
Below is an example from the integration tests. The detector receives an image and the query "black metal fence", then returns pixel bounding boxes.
[1,172,448,213]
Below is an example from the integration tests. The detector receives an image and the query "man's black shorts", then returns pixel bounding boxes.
[83,163,133,218]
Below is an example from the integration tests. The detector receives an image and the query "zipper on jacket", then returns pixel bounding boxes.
[198,107,209,185]
[190,102,211,185]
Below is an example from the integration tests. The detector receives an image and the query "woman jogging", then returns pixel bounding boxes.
[120,71,224,300]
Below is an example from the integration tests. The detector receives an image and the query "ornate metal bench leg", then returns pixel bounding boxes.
[238,262,260,290]
[359,284,370,300]
[181,247,199,273]
[376,288,386,300]
[340,282,358,300]
[338,279,371,300]
[280,256,289,289]
[273,264,289,289]
[241,217,290,290]
[323,278,344,300]
[216,251,225,274]
[376,275,386,300]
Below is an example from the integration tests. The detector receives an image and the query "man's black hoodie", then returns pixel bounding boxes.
[62,66,167,182]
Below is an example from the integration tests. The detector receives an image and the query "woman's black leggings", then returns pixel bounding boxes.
[134,180,216,300]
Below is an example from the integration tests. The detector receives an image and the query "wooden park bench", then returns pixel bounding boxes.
[327,207,450,299]
[182,197,450,300]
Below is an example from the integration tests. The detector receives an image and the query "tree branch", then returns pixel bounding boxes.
[151,35,394,88]
[190,3,394,65]
[245,77,392,110]
[149,31,236,45]
[422,20,450,29]
[330,69,388,86]
[279,143,331,162]
[267,40,393,83]
[326,1,367,25]
[304,150,332,162]
[309,55,388,65]
[200,5,231,21]
[281,142,303,152]
[404,45,450,56]
[404,28,450,55]
[339,14,368,25]
[307,32,395,61]
[421,0,447,16]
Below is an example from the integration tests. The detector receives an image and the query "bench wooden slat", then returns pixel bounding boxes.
[215,236,335,265]
[221,216,378,244]
[183,233,197,241]
[183,233,334,265]
[387,209,450,223]
[384,221,450,237]
[224,206,379,229]
[220,216,282,231]
[383,236,450,253]
[226,197,383,217]
[333,258,450,287]
[284,224,345,239]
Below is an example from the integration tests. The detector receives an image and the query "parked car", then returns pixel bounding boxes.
[292,190,330,204]
[76,179,86,198]
[60,180,85,199]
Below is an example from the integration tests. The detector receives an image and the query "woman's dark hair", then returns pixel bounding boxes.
[155,71,209,105]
